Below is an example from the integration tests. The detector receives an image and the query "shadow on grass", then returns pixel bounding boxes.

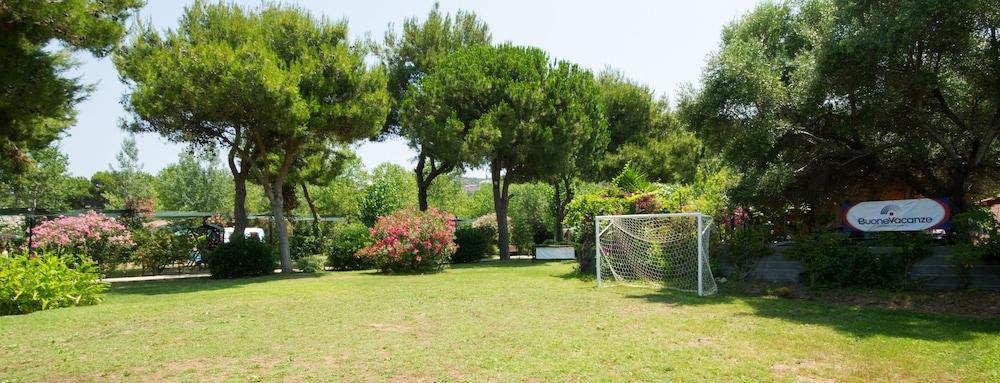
[109,272,324,296]
[356,259,568,276]
[451,259,570,269]
[625,286,1000,342]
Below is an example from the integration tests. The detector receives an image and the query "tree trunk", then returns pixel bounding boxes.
[301,182,321,234]
[232,175,248,234]
[416,155,429,211]
[254,138,298,274]
[553,182,563,242]
[946,171,971,213]
[414,153,452,212]
[227,146,249,235]
[269,183,292,273]
[491,161,512,260]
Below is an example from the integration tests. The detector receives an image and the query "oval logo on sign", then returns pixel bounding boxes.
[843,198,951,232]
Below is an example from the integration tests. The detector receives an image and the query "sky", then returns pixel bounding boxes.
[60,0,761,178]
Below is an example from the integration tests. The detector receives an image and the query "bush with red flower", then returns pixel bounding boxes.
[356,209,457,273]
[31,211,134,273]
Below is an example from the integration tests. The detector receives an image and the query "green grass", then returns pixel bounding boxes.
[1,261,998,382]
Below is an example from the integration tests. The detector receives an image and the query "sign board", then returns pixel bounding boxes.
[842,198,951,232]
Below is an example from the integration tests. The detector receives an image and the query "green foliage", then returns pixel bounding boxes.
[327,222,374,271]
[452,226,490,263]
[465,187,496,219]
[154,150,231,212]
[206,237,275,279]
[602,129,701,184]
[359,182,403,228]
[381,2,491,135]
[660,165,737,218]
[787,231,898,289]
[294,255,326,273]
[714,223,771,281]
[508,183,555,249]
[0,145,94,211]
[288,235,326,261]
[381,3,491,209]
[611,163,654,193]
[948,206,1000,288]
[596,71,698,183]
[357,163,422,227]
[680,0,1000,210]
[0,0,142,174]
[597,70,655,155]
[427,173,470,217]
[309,157,367,217]
[104,136,156,209]
[403,43,607,258]
[563,193,629,243]
[877,232,931,289]
[132,228,198,275]
[116,1,391,272]
[0,253,108,316]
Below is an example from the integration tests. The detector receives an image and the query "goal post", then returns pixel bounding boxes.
[594,213,716,296]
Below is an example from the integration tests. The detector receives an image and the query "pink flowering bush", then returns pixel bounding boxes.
[356,209,457,273]
[626,192,664,214]
[713,206,771,280]
[31,211,134,273]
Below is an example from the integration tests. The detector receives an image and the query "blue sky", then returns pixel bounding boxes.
[60,0,760,178]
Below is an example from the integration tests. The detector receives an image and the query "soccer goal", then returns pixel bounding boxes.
[595,213,716,296]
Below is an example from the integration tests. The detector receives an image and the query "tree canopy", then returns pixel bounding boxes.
[407,44,606,258]
[117,1,389,271]
[382,3,491,210]
[681,0,1000,214]
[0,0,142,174]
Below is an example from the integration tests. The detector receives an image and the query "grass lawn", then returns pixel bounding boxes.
[1,261,998,382]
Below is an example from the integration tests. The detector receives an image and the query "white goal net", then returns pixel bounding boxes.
[595,213,716,296]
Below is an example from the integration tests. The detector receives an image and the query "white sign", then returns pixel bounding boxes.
[843,198,951,232]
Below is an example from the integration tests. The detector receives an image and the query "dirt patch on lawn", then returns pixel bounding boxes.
[726,282,1000,318]
[770,359,839,383]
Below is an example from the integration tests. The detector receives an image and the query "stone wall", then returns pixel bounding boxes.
[722,245,1000,291]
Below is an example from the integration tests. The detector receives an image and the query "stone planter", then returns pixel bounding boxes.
[535,245,575,260]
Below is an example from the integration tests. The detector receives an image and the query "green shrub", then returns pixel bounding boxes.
[452,226,490,263]
[948,206,1000,288]
[876,232,930,289]
[328,223,374,271]
[358,181,404,227]
[0,253,108,316]
[714,224,771,281]
[133,228,197,275]
[205,237,275,278]
[787,231,898,288]
[289,235,327,261]
[295,255,326,273]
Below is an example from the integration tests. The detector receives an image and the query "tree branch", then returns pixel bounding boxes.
[929,88,964,161]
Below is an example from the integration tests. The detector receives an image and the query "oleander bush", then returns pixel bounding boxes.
[205,237,275,278]
[328,222,374,270]
[30,211,133,273]
[713,207,771,280]
[357,209,457,273]
[452,226,491,263]
[0,253,108,316]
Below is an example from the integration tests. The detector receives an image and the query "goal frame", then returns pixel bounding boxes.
[594,212,710,296]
